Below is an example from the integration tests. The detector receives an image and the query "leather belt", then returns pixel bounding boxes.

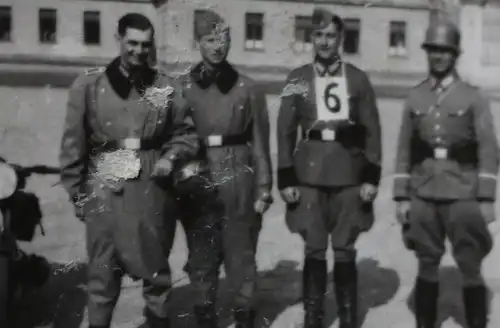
[417,142,477,164]
[304,129,337,141]
[93,138,162,151]
[203,133,250,147]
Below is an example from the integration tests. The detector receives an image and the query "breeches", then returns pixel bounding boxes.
[404,197,493,286]
[286,185,375,262]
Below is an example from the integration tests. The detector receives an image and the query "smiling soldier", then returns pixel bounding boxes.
[59,13,199,328]
[276,7,382,328]
[175,9,273,328]
[393,20,498,328]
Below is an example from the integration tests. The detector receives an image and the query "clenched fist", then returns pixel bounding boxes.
[280,187,300,204]
[151,158,174,178]
[254,191,273,215]
[360,183,378,203]
[479,201,495,224]
[396,200,411,225]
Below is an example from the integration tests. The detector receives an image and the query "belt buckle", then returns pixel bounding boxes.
[122,138,141,150]
[434,147,448,159]
[321,129,336,141]
[207,135,223,147]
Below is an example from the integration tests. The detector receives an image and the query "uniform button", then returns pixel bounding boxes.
[435,112,440,118]
[106,121,112,126]
[435,125,440,131]
[309,161,315,167]
[158,120,162,124]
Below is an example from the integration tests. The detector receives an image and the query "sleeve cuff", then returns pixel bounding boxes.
[277,166,299,190]
[477,173,497,201]
[393,173,411,201]
[361,162,381,186]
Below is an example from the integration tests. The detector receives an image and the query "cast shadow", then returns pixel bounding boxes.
[11,261,88,328]
[168,259,304,328]
[406,266,494,328]
[324,258,401,328]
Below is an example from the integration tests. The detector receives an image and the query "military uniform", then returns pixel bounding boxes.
[59,57,199,328]
[393,20,498,328]
[277,9,382,328]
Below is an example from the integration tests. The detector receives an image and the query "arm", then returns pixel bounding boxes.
[359,73,382,187]
[250,84,273,197]
[393,100,413,201]
[59,75,90,203]
[473,91,499,201]
[161,85,199,163]
[277,75,300,190]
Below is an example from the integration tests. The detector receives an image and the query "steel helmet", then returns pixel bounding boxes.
[422,20,461,53]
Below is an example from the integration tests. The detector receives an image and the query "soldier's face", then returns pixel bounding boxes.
[312,23,341,60]
[199,31,231,66]
[116,27,154,68]
[426,46,457,77]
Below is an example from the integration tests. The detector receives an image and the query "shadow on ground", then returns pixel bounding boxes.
[169,258,400,328]
[406,266,494,328]
[11,261,88,328]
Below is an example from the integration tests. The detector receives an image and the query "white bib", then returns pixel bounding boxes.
[314,64,350,122]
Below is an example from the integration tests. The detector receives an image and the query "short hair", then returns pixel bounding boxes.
[117,13,155,36]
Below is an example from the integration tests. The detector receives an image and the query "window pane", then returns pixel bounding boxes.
[343,18,360,54]
[389,21,406,47]
[294,15,312,45]
[245,12,264,41]
[0,6,12,42]
[84,11,100,45]
[39,8,57,43]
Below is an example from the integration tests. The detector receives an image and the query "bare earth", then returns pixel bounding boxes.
[1,86,500,328]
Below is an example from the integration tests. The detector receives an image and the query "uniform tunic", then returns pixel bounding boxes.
[277,61,382,260]
[393,75,498,283]
[178,61,273,308]
[59,57,199,324]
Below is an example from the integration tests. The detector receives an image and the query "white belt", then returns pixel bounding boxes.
[433,147,448,159]
[121,138,141,150]
[206,135,223,147]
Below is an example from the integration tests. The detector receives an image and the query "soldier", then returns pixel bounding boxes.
[277,8,382,328]
[176,9,273,328]
[393,20,498,328]
[59,13,199,328]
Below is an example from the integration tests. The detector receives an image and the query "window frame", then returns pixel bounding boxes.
[0,6,12,43]
[83,10,101,46]
[38,7,58,44]
[244,12,264,51]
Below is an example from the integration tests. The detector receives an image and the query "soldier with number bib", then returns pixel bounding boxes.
[393,20,498,328]
[176,9,273,328]
[277,8,382,328]
[59,13,199,328]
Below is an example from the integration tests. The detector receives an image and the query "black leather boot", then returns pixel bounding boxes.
[142,309,170,328]
[414,278,439,328]
[89,326,110,328]
[463,285,487,328]
[333,261,358,328]
[233,307,255,328]
[303,258,327,328]
[194,303,218,328]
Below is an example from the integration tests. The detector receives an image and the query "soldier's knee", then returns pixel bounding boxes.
[417,258,441,282]
[456,259,484,287]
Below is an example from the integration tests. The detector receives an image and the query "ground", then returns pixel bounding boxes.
[1,86,500,328]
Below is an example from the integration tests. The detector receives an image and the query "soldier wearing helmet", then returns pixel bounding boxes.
[393,20,498,328]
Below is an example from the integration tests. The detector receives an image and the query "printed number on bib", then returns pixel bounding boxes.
[324,82,341,113]
[314,76,350,122]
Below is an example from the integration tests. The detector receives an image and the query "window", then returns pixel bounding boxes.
[389,21,407,56]
[245,13,264,50]
[0,6,12,42]
[294,16,313,52]
[343,18,360,55]
[84,11,100,45]
[39,8,57,43]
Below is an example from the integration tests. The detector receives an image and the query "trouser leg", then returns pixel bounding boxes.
[142,276,172,328]
[302,257,327,328]
[446,201,493,328]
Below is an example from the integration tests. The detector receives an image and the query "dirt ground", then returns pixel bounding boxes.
[1,86,500,328]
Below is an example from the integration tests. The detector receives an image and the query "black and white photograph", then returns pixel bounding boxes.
[0,0,499,327]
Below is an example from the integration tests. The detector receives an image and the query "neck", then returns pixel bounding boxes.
[315,53,340,66]
[431,69,455,83]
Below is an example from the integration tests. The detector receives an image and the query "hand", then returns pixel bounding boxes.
[280,187,300,204]
[254,191,273,215]
[479,201,495,224]
[360,183,378,203]
[74,205,86,222]
[151,158,174,178]
[396,200,411,225]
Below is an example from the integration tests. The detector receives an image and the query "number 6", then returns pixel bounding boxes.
[324,83,341,113]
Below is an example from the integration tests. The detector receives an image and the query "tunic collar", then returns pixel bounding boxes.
[190,60,239,94]
[314,55,342,77]
[430,71,459,94]
[105,57,156,99]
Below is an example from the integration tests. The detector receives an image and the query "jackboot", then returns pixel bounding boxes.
[463,285,488,328]
[194,303,218,328]
[333,261,358,328]
[414,277,439,328]
[89,326,110,328]
[233,307,255,328]
[303,258,327,328]
[142,308,170,328]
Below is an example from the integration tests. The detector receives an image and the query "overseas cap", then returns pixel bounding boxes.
[194,9,229,40]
